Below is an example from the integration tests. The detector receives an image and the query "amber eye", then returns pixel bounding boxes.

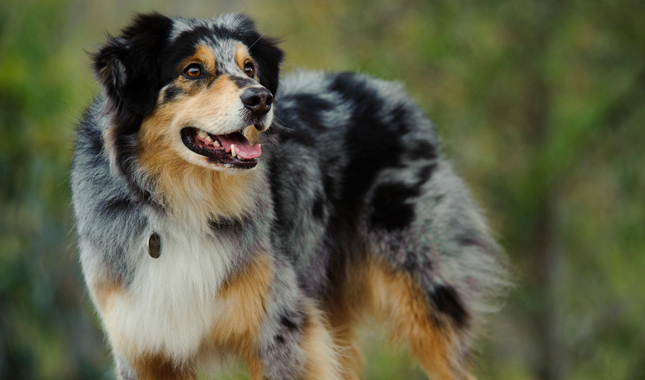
[183,63,203,78]
[243,61,255,78]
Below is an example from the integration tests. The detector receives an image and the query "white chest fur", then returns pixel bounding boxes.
[101,219,236,361]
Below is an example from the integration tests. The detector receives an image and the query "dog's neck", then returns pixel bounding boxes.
[148,162,265,225]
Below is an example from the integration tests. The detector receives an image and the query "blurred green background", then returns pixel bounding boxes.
[1,0,644,379]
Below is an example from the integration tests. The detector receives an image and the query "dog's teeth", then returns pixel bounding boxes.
[214,140,220,147]
[231,144,237,157]
[197,130,208,139]
[204,135,213,143]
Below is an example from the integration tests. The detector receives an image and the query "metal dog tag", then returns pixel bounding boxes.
[148,232,161,259]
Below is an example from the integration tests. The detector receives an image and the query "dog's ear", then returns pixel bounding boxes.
[237,15,284,96]
[93,13,173,117]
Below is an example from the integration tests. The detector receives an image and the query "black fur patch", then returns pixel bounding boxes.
[367,162,434,232]
[229,75,257,89]
[94,13,174,117]
[285,94,334,130]
[323,174,336,199]
[280,315,299,332]
[75,116,107,167]
[329,73,409,224]
[102,196,134,216]
[458,235,491,253]
[312,195,325,220]
[277,125,315,147]
[319,73,416,293]
[208,217,245,232]
[459,236,480,246]
[430,285,469,328]
[163,85,181,102]
[369,183,419,231]
[416,163,437,186]
[409,141,437,160]
[276,94,334,147]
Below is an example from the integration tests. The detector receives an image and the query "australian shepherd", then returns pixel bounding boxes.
[72,12,509,380]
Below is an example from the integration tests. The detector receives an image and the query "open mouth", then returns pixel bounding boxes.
[180,127,262,169]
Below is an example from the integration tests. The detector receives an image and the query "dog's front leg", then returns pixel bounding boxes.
[256,256,342,380]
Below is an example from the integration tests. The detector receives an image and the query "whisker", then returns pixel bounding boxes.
[272,115,293,132]
[248,34,265,49]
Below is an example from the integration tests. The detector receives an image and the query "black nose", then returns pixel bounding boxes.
[241,87,273,117]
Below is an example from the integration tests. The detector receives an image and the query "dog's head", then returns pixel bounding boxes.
[94,13,283,174]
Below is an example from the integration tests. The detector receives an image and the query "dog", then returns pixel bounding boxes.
[71,12,509,380]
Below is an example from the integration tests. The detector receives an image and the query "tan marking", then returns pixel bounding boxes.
[159,45,217,102]
[102,124,121,177]
[366,260,458,379]
[200,256,342,380]
[299,301,343,380]
[235,43,254,77]
[326,312,363,380]
[89,279,122,314]
[322,253,369,380]
[162,72,201,100]
[139,75,259,220]
[324,284,364,378]
[245,125,261,145]
[99,304,139,361]
[323,255,470,380]
[199,254,273,379]
[139,44,264,221]
[132,354,197,380]
[331,328,363,380]
[181,45,216,76]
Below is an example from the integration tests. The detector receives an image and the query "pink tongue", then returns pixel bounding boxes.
[217,132,262,159]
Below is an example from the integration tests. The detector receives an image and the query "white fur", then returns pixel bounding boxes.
[100,215,236,362]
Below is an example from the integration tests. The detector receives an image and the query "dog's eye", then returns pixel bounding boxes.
[244,61,255,78]
[183,64,203,79]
